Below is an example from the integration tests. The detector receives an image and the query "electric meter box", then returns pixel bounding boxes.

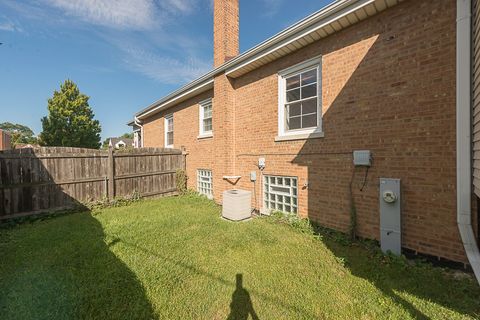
[379,178,401,255]
[353,150,371,166]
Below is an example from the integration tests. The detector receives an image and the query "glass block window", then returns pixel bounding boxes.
[264,175,298,214]
[197,169,213,198]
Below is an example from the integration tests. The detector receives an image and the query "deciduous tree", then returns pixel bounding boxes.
[0,122,37,147]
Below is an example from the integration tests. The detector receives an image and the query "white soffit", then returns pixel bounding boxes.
[225,0,403,78]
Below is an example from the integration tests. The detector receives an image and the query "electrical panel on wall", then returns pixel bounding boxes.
[353,150,372,166]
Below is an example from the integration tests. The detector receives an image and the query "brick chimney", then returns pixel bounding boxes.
[213,0,239,68]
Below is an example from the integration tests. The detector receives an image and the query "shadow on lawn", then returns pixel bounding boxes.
[0,149,155,319]
[0,212,156,320]
[115,237,321,318]
[320,232,480,319]
[226,274,259,320]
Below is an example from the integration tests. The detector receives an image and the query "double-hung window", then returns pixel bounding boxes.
[199,99,213,137]
[165,114,174,148]
[277,56,322,140]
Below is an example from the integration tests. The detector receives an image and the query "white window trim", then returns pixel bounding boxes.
[198,98,213,139]
[277,56,323,141]
[164,114,173,148]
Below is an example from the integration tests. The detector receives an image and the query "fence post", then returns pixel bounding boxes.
[181,146,188,171]
[108,147,115,200]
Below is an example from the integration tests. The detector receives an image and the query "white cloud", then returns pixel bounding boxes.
[43,0,199,30]
[262,0,283,18]
[122,46,211,84]
[163,0,197,14]
[1,0,210,85]
[0,16,23,32]
[0,22,15,31]
[44,0,158,29]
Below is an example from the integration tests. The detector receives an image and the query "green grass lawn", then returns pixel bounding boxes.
[1,195,479,319]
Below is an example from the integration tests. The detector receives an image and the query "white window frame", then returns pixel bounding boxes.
[277,56,323,141]
[164,114,174,148]
[263,175,298,214]
[198,98,213,138]
[197,169,213,199]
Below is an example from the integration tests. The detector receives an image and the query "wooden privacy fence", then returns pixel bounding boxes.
[0,147,185,219]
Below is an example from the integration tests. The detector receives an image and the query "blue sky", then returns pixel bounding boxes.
[0,0,332,140]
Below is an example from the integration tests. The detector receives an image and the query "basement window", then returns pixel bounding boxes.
[263,175,298,214]
[165,114,174,148]
[277,56,323,141]
[199,99,213,137]
[197,169,213,199]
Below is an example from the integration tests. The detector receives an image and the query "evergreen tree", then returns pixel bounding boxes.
[40,80,101,148]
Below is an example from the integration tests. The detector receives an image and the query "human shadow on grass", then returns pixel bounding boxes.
[115,238,320,318]
[226,274,259,320]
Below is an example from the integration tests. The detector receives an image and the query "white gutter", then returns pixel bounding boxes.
[136,78,214,120]
[134,116,144,148]
[457,0,480,284]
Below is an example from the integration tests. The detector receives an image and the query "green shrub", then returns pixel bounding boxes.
[175,169,188,194]
[269,211,314,235]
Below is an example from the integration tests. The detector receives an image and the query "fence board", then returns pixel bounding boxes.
[0,147,184,218]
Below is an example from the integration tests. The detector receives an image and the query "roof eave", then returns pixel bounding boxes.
[135,0,402,119]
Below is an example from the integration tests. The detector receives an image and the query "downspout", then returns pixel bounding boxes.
[457,0,480,283]
[134,116,144,148]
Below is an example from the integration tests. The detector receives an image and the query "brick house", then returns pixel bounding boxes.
[131,0,480,280]
[0,130,12,151]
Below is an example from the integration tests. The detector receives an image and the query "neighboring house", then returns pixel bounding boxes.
[108,137,134,149]
[130,0,480,280]
[14,143,40,149]
[0,129,11,151]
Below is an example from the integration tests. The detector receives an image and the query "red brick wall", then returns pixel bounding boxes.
[232,0,463,261]
[141,0,468,263]
[143,90,215,192]
[213,0,239,67]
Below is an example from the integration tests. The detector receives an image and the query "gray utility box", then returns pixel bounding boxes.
[222,189,252,221]
[353,150,372,166]
[379,178,401,255]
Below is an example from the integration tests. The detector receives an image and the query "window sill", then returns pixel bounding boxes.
[197,133,213,140]
[275,131,324,142]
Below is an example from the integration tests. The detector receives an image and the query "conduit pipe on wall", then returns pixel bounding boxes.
[456,0,480,284]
